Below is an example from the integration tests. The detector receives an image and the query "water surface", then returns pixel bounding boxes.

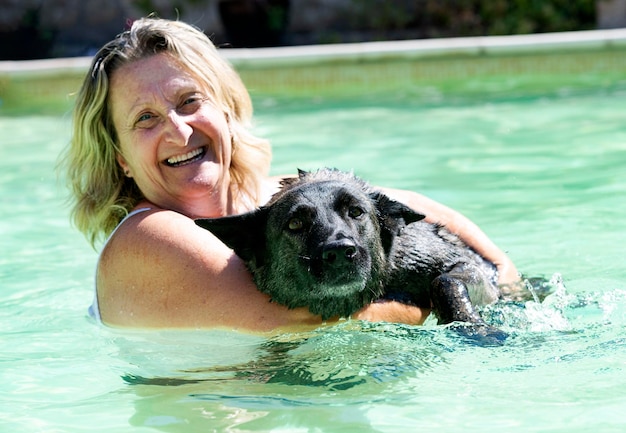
[1,81,625,432]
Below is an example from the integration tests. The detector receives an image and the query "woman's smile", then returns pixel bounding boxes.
[165,146,207,167]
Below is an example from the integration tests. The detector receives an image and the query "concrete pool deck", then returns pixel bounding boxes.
[2,28,626,114]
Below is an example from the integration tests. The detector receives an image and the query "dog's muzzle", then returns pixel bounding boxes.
[321,238,358,267]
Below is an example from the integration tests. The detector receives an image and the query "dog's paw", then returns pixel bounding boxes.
[449,322,508,347]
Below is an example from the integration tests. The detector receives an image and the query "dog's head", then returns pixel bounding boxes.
[196,169,425,319]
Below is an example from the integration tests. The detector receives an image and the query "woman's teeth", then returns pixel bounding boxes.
[166,147,205,166]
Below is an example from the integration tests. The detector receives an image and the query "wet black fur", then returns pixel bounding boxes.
[196,169,503,326]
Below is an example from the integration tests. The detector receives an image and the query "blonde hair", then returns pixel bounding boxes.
[60,17,272,248]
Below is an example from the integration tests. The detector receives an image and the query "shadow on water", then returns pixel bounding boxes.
[123,321,449,391]
[120,322,450,432]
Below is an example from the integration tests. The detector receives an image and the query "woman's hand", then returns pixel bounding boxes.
[353,300,431,325]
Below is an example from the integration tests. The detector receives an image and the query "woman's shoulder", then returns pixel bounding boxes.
[114,206,198,241]
[99,205,229,275]
[95,207,234,325]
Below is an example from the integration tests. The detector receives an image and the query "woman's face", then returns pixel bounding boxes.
[109,53,232,217]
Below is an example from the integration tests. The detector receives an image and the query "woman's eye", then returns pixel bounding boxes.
[288,218,303,231]
[135,113,158,128]
[179,95,204,113]
[138,113,152,122]
[348,206,364,218]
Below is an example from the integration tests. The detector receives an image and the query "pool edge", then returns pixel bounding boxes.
[2,28,626,74]
[2,29,626,115]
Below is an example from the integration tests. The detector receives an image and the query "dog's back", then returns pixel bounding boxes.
[386,220,500,308]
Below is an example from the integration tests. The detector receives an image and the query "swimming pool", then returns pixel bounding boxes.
[2,32,626,432]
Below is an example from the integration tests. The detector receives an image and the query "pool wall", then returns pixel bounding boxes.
[1,28,626,115]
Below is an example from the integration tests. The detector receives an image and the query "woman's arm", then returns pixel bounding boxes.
[96,208,430,330]
[95,185,515,331]
[96,209,324,331]
[380,187,520,285]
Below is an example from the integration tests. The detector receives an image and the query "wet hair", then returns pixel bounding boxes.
[60,17,272,248]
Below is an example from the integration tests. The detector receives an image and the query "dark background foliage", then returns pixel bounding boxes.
[0,0,603,60]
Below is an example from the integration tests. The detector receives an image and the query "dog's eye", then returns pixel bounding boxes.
[287,217,303,231]
[348,206,364,218]
[348,206,363,218]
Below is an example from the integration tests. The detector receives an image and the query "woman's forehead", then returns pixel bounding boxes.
[113,54,197,89]
[109,54,203,109]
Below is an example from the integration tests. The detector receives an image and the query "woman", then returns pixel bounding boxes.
[61,17,519,331]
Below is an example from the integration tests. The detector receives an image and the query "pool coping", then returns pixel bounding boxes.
[2,28,626,75]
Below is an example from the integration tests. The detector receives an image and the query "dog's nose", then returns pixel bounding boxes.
[322,239,357,265]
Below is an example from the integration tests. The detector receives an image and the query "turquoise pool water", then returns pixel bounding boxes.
[2,80,626,432]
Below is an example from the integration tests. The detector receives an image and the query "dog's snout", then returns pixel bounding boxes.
[322,239,358,265]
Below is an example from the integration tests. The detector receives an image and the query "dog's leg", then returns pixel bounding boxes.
[430,274,484,325]
[431,271,507,345]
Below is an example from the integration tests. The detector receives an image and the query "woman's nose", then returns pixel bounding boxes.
[164,111,193,145]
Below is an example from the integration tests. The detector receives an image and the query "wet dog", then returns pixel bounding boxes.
[196,169,505,331]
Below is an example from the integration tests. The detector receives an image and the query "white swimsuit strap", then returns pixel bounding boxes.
[88,207,153,324]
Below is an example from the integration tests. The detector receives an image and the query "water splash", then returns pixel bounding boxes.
[481,273,572,333]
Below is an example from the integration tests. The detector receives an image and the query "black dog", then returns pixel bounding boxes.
[196,169,507,330]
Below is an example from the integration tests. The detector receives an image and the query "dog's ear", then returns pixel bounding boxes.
[370,191,426,226]
[370,191,426,252]
[278,169,308,189]
[195,208,269,264]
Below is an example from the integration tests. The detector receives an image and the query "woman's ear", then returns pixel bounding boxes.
[116,154,132,178]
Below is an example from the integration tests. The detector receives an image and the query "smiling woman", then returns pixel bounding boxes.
[65,19,273,245]
[109,54,235,219]
[59,16,518,330]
